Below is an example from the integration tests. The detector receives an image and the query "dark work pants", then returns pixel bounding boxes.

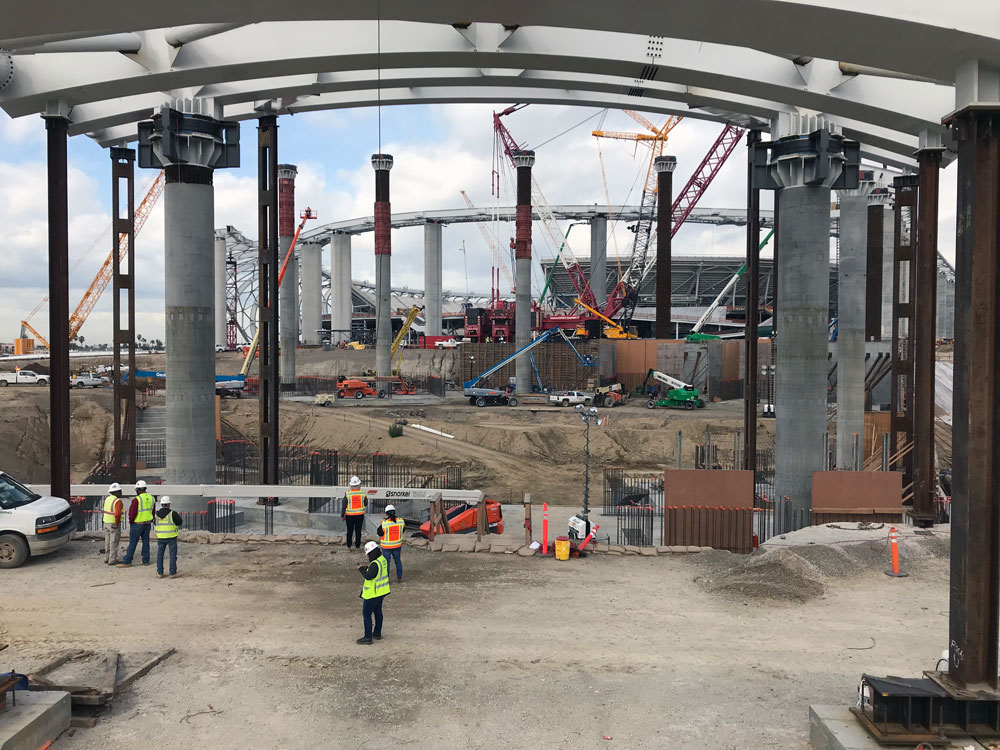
[123,522,151,564]
[362,595,385,639]
[345,515,364,548]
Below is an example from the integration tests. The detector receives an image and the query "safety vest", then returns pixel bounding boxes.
[361,556,390,599]
[345,488,366,515]
[102,495,122,524]
[134,492,155,523]
[155,511,179,539]
[380,518,405,549]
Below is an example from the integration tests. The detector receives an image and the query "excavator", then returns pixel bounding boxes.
[641,369,704,410]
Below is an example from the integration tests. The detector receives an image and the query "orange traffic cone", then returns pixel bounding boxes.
[885,527,908,578]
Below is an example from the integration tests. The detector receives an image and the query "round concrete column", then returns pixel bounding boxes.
[424,222,443,336]
[164,168,215,507]
[300,242,323,345]
[512,149,535,394]
[214,236,227,349]
[589,216,608,306]
[331,233,352,344]
[372,154,394,376]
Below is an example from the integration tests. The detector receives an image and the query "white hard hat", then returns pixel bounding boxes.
[108,482,122,493]
[135,480,147,490]
[349,476,361,487]
[160,496,172,505]
[385,504,396,513]
[364,541,379,554]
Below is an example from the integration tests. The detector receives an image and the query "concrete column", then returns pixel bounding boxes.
[331,233,352,344]
[655,155,677,338]
[589,216,608,306]
[164,175,216,492]
[835,175,874,469]
[278,164,297,389]
[944,276,955,339]
[300,242,322,345]
[138,102,239,511]
[372,154,393,376]
[936,271,948,339]
[424,222,443,336]
[214,236,227,348]
[513,150,536,394]
[767,114,858,517]
[881,198,895,340]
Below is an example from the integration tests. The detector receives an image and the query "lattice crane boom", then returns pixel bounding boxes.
[459,190,515,290]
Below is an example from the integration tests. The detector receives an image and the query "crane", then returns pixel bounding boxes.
[390,305,423,373]
[572,297,637,339]
[493,106,597,309]
[597,122,746,326]
[239,208,317,377]
[459,191,515,290]
[19,170,166,350]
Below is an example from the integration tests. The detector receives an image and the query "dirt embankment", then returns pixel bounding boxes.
[0,388,114,482]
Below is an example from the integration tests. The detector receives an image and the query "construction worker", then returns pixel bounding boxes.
[357,540,390,644]
[154,496,183,579]
[119,480,155,568]
[102,483,124,565]
[341,476,366,549]
[378,504,405,582]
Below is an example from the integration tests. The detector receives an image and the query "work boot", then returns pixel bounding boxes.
[170,573,182,579]
[373,635,382,641]
[356,637,373,645]
[117,563,131,568]
[157,574,165,579]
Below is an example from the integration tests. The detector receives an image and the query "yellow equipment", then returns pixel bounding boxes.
[345,341,366,350]
[573,298,638,339]
[19,170,165,350]
[390,305,423,374]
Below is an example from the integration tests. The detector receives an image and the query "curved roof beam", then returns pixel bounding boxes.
[1,1,997,82]
[0,22,955,142]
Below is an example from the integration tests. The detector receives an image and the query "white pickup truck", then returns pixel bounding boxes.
[0,370,49,387]
[548,390,593,407]
[0,471,75,568]
[70,372,110,388]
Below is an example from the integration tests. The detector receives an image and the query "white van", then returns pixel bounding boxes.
[0,472,75,568]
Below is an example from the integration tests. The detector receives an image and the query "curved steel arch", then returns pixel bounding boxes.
[0,20,969,164]
[2,1,997,84]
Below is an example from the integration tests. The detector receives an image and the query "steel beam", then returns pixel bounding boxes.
[743,130,761,473]
[911,148,943,526]
[257,115,280,486]
[947,107,1000,692]
[865,198,886,341]
[890,175,918,489]
[110,147,136,484]
[44,112,70,502]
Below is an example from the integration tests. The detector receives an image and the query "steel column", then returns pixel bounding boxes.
[45,113,70,502]
[890,175,918,491]
[947,108,1000,691]
[110,147,136,484]
[865,200,885,341]
[743,130,761,474]
[655,155,676,338]
[911,148,943,526]
[257,115,280,485]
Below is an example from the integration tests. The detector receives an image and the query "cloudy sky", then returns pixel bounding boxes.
[0,103,957,345]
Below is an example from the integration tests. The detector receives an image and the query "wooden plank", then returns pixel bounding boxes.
[114,649,176,694]
[31,649,92,677]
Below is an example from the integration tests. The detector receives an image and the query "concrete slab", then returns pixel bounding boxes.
[0,690,71,750]
[808,705,986,750]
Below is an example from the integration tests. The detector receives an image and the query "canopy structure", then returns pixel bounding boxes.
[3,4,997,164]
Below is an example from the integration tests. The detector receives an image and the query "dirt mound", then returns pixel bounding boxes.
[699,547,826,603]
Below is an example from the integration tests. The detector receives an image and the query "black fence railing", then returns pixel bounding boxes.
[752,494,807,545]
[136,439,166,468]
[602,468,664,516]
[616,504,656,546]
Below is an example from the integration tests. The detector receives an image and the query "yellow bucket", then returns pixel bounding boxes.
[554,536,570,561]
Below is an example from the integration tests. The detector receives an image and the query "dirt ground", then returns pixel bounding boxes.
[2,530,952,749]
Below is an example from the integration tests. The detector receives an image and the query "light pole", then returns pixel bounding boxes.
[575,404,601,521]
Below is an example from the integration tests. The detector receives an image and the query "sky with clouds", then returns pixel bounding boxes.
[0,103,957,345]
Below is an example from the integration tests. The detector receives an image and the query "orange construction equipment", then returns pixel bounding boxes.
[335,377,378,400]
[419,500,504,537]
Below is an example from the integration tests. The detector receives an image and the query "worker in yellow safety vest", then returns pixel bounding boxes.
[119,479,156,567]
[341,475,366,549]
[357,540,390,644]
[154,496,183,579]
[378,504,405,583]
[102,483,124,565]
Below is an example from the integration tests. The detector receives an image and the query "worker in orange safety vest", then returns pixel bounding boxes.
[340,476,366,549]
[378,504,405,582]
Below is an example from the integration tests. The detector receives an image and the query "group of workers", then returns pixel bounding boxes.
[102,481,182,578]
[102,474,408,644]
[342,475,405,645]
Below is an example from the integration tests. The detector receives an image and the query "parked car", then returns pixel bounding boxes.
[0,471,75,568]
[548,390,592,407]
[0,370,49,387]
[70,372,110,388]
[434,338,461,349]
